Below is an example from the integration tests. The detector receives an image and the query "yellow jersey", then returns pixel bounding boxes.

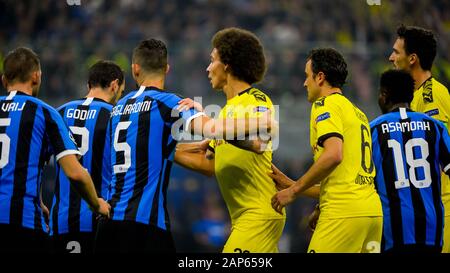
[310,93,382,219]
[209,87,285,224]
[411,77,450,215]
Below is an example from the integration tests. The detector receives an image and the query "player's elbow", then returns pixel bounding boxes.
[329,152,343,166]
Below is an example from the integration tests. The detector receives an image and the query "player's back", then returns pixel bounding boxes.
[370,107,448,251]
[212,87,285,223]
[310,93,382,219]
[108,86,199,230]
[50,97,112,235]
[0,91,77,231]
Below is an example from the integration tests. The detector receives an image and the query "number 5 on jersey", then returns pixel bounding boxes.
[113,121,132,174]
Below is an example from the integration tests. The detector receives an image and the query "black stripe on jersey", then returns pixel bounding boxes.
[34,135,48,230]
[52,170,60,234]
[317,132,343,147]
[375,122,404,247]
[10,102,38,227]
[428,121,443,246]
[149,104,174,227]
[402,117,427,245]
[438,125,450,169]
[0,101,10,179]
[90,107,110,226]
[125,97,152,220]
[52,107,66,234]
[43,108,66,157]
[162,125,176,228]
[68,104,89,233]
[109,98,136,217]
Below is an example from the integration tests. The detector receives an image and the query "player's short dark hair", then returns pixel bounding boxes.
[307,48,348,89]
[88,60,124,89]
[397,25,436,71]
[380,69,414,104]
[3,47,40,83]
[212,27,266,84]
[132,39,167,74]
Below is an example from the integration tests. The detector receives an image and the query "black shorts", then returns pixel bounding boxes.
[0,224,49,253]
[51,232,95,254]
[384,244,442,253]
[94,219,175,253]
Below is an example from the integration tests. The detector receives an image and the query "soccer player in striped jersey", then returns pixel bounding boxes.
[95,39,273,253]
[389,25,450,252]
[49,60,124,254]
[0,47,110,253]
[270,48,383,253]
[175,28,284,253]
[371,69,450,252]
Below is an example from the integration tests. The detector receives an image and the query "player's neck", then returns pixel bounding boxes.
[223,77,251,101]
[137,76,165,90]
[86,87,112,104]
[388,103,410,113]
[411,68,432,90]
[6,82,33,96]
[320,86,342,97]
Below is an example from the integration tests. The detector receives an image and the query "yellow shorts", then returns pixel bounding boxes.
[308,216,382,253]
[442,215,450,253]
[222,218,285,253]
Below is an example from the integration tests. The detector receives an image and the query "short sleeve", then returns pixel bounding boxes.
[312,99,344,147]
[43,107,80,161]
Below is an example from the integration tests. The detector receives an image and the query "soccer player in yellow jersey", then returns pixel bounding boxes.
[389,25,450,252]
[270,48,383,253]
[175,28,285,253]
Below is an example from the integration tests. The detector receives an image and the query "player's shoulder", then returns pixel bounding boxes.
[313,93,348,111]
[57,98,84,111]
[242,87,273,105]
[431,78,449,93]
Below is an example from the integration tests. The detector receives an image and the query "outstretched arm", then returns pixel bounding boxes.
[174,141,215,177]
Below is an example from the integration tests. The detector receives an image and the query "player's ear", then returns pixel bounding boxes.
[316,71,325,85]
[409,53,418,66]
[1,75,7,89]
[132,63,140,78]
[165,64,170,74]
[30,70,40,85]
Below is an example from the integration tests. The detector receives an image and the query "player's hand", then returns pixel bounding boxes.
[177,98,203,112]
[308,204,320,232]
[268,164,294,191]
[271,187,296,215]
[95,198,111,218]
[40,201,50,232]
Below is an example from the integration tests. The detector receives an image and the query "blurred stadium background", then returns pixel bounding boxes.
[0,0,449,252]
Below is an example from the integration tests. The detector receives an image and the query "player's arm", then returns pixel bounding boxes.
[188,114,276,154]
[174,141,215,177]
[58,154,110,217]
[269,164,320,199]
[271,137,342,213]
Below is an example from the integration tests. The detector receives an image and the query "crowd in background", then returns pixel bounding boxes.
[1,0,449,252]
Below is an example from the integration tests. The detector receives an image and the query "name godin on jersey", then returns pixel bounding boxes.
[1,102,26,112]
[111,100,152,117]
[66,108,97,120]
[381,120,431,134]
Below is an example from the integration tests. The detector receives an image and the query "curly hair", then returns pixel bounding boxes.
[88,60,124,89]
[307,48,348,89]
[212,28,266,84]
[397,25,436,71]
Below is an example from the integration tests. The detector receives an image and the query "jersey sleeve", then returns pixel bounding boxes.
[312,99,344,147]
[179,108,206,132]
[208,139,216,153]
[43,106,81,161]
[438,121,450,173]
[416,82,450,128]
[247,90,274,119]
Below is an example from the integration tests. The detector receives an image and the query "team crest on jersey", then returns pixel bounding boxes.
[314,97,325,108]
[250,89,267,102]
[315,112,330,123]
[422,79,433,103]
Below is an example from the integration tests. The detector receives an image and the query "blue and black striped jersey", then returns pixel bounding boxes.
[109,86,202,230]
[0,91,80,231]
[370,107,450,251]
[50,97,112,235]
